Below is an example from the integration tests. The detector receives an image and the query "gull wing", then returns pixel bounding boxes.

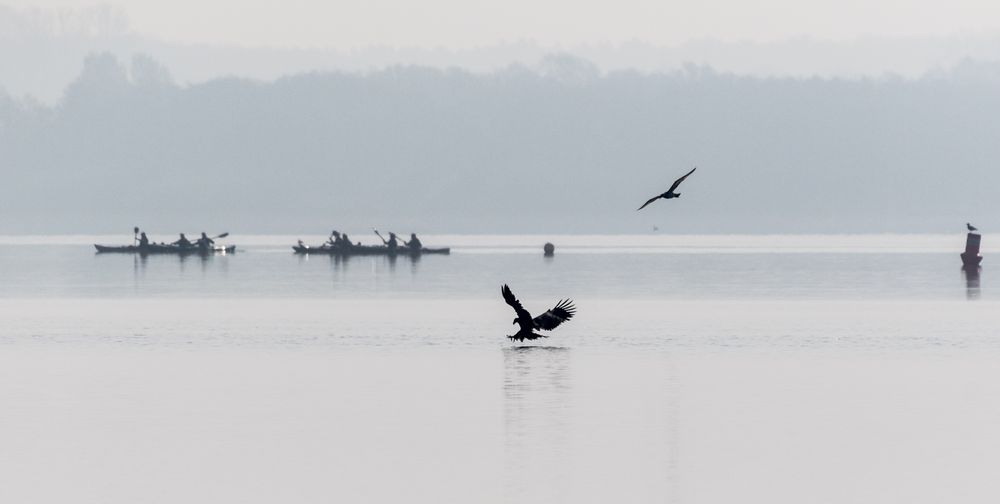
[637,194,661,211]
[667,166,697,193]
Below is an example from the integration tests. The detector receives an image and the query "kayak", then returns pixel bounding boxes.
[293,244,449,256]
[95,244,236,254]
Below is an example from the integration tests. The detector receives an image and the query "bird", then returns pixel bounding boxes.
[967,222,978,232]
[637,167,697,210]
[501,284,576,342]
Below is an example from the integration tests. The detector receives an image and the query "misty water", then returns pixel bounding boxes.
[3,234,1000,503]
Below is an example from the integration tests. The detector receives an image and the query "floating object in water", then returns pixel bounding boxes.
[543,242,555,256]
[293,244,449,256]
[961,232,983,269]
[95,243,235,254]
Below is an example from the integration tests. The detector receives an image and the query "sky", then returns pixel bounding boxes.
[6,0,1000,48]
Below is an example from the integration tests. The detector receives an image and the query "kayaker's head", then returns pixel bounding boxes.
[179,233,186,238]
[389,233,396,238]
[140,232,147,238]
[201,232,208,239]
[411,233,417,239]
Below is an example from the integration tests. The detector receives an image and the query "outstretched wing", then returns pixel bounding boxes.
[532,299,576,331]
[502,284,533,326]
[637,194,661,211]
[667,166,697,193]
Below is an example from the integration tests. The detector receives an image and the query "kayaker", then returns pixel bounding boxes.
[196,232,215,251]
[387,232,399,252]
[172,233,192,247]
[326,230,340,247]
[340,233,354,250]
[405,233,422,251]
[138,232,150,248]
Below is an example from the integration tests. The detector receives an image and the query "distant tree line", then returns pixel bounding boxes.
[2,53,999,233]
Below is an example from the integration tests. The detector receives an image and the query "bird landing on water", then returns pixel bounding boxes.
[501,284,576,342]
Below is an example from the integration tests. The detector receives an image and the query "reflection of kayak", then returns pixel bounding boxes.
[94,244,236,254]
[293,244,450,256]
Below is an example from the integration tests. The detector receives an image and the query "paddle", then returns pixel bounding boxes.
[183,232,228,249]
[373,228,389,245]
[201,232,228,247]
[133,226,139,246]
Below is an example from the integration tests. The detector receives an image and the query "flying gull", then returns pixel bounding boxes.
[637,167,697,211]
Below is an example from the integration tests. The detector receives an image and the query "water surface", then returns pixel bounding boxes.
[1,234,997,503]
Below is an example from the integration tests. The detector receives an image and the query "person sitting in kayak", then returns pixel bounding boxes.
[138,232,150,248]
[340,233,354,250]
[405,233,422,251]
[387,232,400,252]
[172,233,192,247]
[196,232,215,251]
[326,230,340,247]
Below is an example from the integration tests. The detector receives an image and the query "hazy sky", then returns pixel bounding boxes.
[7,0,1000,48]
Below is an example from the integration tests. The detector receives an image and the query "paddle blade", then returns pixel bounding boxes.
[216,232,229,239]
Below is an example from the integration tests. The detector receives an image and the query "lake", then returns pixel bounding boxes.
[1,234,998,503]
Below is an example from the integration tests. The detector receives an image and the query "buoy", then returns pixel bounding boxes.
[543,242,555,257]
[961,232,983,269]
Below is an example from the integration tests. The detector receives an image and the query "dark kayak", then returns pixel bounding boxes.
[293,244,449,256]
[95,244,236,254]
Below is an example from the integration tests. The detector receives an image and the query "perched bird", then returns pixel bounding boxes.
[967,222,978,232]
[501,284,576,342]
[637,167,697,210]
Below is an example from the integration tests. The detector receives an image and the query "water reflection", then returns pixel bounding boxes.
[963,266,981,300]
[331,254,350,271]
[121,250,231,289]
[503,346,572,502]
[409,253,421,275]
[317,252,432,283]
[319,254,428,272]
[199,252,211,274]
[177,251,191,273]
[132,254,147,292]
[132,253,148,273]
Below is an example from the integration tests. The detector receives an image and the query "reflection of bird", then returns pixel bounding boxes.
[502,284,576,342]
[967,222,978,232]
[637,167,697,210]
